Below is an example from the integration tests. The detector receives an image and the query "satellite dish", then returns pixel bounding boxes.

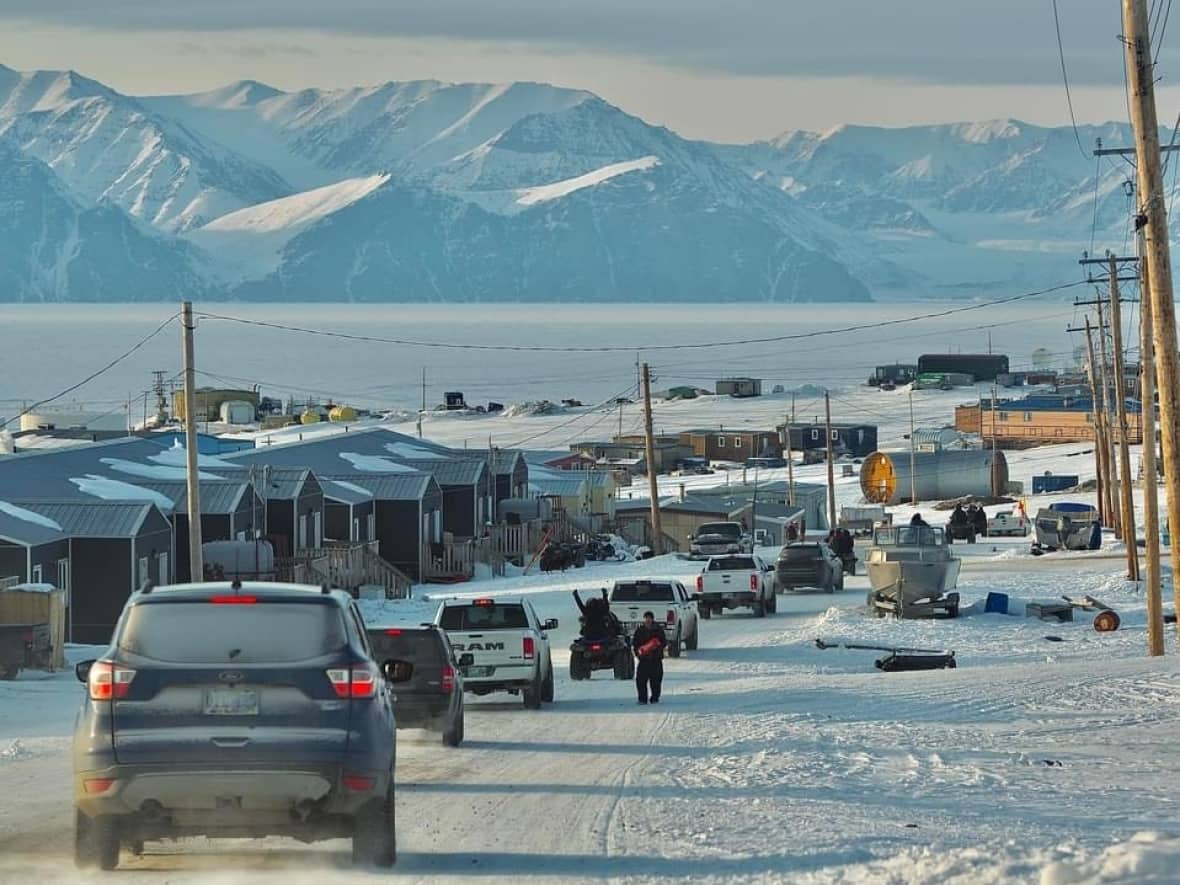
[1031,347,1053,369]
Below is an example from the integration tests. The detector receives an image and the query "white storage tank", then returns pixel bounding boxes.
[219,400,256,425]
[860,449,1009,505]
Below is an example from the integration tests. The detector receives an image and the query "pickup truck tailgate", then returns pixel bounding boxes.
[437,602,535,683]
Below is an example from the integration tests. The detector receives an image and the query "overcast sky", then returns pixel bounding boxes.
[1,1,1177,141]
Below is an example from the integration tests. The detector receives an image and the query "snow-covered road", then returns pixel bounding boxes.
[2,553,1179,883]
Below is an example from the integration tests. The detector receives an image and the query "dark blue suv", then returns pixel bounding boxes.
[72,582,398,870]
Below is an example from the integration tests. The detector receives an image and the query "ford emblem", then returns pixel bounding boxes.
[218,671,244,684]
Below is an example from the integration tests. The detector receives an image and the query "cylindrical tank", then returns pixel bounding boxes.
[219,400,256,425]
[329,405,357,423]
[859,449,1008,505]
[300,409,322,425]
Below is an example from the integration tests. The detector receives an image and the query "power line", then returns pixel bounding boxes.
[501,383,639,448]
[194,281,1090,356]
[1051,0,1093,161]
[1155,0,1174,58]
[2,314,178,430]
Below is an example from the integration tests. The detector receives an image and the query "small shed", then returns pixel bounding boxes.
[715,378,762,398]
[0,583,67,669]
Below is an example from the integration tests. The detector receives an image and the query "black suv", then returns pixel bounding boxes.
[366,624,469,747]
[72,582,398,870]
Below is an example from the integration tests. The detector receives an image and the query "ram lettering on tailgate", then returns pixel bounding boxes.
[453,641,506,652]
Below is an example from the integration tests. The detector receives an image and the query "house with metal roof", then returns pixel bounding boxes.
[0,505,71,597]
[129,479,263,582]
[210,465,324,559]
[320,479,377,545]
[9,500,173,644]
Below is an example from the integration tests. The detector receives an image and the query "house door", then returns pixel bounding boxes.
[157,551,169,584]
[298,514,308,550]
[312,511,322,548]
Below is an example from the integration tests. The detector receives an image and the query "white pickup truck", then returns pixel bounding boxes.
[434,596,557,710]
[694,554,777,618]
[607,579,699,658]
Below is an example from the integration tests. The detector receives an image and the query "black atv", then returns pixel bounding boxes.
[568,634,633,681]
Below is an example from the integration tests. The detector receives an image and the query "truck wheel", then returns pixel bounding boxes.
[75,810,119,871]
[753,601,766,618]
[522,673,543,709]
[685,626,699,650]
[699,605,711,620]
[613,651,631,680]
[352,785,396,868]
[766,593,777,614]
[668,631,682,658]
[541,660,555,702]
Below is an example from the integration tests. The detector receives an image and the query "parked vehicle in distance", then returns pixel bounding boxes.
[694,554,777,618]
[776,543,844,593]
[434,597,556,709]
[608,579,699,657]
[72,582,398,871]
[0,622,52,680]
[745,456,787,469]
[365,624,469,747]
[689,521,752,558]
[988,509,1030,537]
[839,505,889,537]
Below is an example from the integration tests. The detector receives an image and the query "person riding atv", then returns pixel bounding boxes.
[569,589,633,680]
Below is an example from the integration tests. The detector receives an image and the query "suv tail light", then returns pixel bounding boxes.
[749,574,759,590]
[695,575,704,593]
[326,664,380,699]
[666,609,676,625]
[440,664,456,694]
[89,661,136,701]
[522,636,535,660]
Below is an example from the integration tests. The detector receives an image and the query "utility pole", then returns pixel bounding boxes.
[417,368,426,438]
[1108,255,1139,578]
[152,370,168,425]
[784,414,796,508]
[1081,319,1110,525]
[908,391,917,505]
[1138,231,1165,655]
[990,383,1000,496]
[1095,299,1121,536]
[641,363,663,555]
[180,301,203,583]
[1124,0,1180,644]
[824,391,837,531]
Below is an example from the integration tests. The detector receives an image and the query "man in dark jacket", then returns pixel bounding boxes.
[631,611,667,704]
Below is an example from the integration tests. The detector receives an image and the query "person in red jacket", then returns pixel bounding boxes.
[631,611,667,704]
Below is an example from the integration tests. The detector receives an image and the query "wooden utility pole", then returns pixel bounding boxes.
[417,368,426,438]
[1124,0,1180,645]
[1096,299,1121,535]
[1108,255,1139,578]
[908,391,918,504]
[990,384,1000,496]
[641,363,663,555]
[1082,319,1109,522]
[824,391,837,530]
[1138,233,1165,654]
[181,301,203,583]
[784,415,796,508]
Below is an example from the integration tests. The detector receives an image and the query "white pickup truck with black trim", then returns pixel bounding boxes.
[694,554,778,618]
[607,579,699,657]
[434,596,556,709]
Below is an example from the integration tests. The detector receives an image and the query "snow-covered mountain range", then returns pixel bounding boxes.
[0,64,1154,303]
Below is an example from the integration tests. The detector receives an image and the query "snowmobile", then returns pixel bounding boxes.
[568,589,633,680]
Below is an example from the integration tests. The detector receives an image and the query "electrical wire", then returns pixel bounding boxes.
[1052,0,1093,161]
[1155,0,1174,58]
[501,383,639,449]
[2,314,178,430]
[195,281,1089,355]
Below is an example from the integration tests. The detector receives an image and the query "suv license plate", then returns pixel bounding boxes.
[204,688,259,716]
[464,666,493,678]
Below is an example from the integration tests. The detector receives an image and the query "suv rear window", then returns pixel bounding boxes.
[366,628,446,664]
[118,602,346,663]
[610,582,675,602]
[438,603,529,631]
[780,546,822,562]
[698,523,741,538]
[708,556,756,571]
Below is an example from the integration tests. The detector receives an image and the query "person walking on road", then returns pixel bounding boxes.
[631,611,667,705]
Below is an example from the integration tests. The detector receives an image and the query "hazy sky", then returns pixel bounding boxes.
[0,1,1176,141]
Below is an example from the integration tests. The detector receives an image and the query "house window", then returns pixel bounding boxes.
[137,557,149,587]
[999,412,1010,421]
[1023,412,1032,422]
[313,511,323,548]
[831,429,839,440]
[57,558,70,592]
[298,514,308,549]
[810,429,820,441]
[734,438,743,448]
[31,564,43,584]
[1085,413,1093,424]
[717,437,727,448]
